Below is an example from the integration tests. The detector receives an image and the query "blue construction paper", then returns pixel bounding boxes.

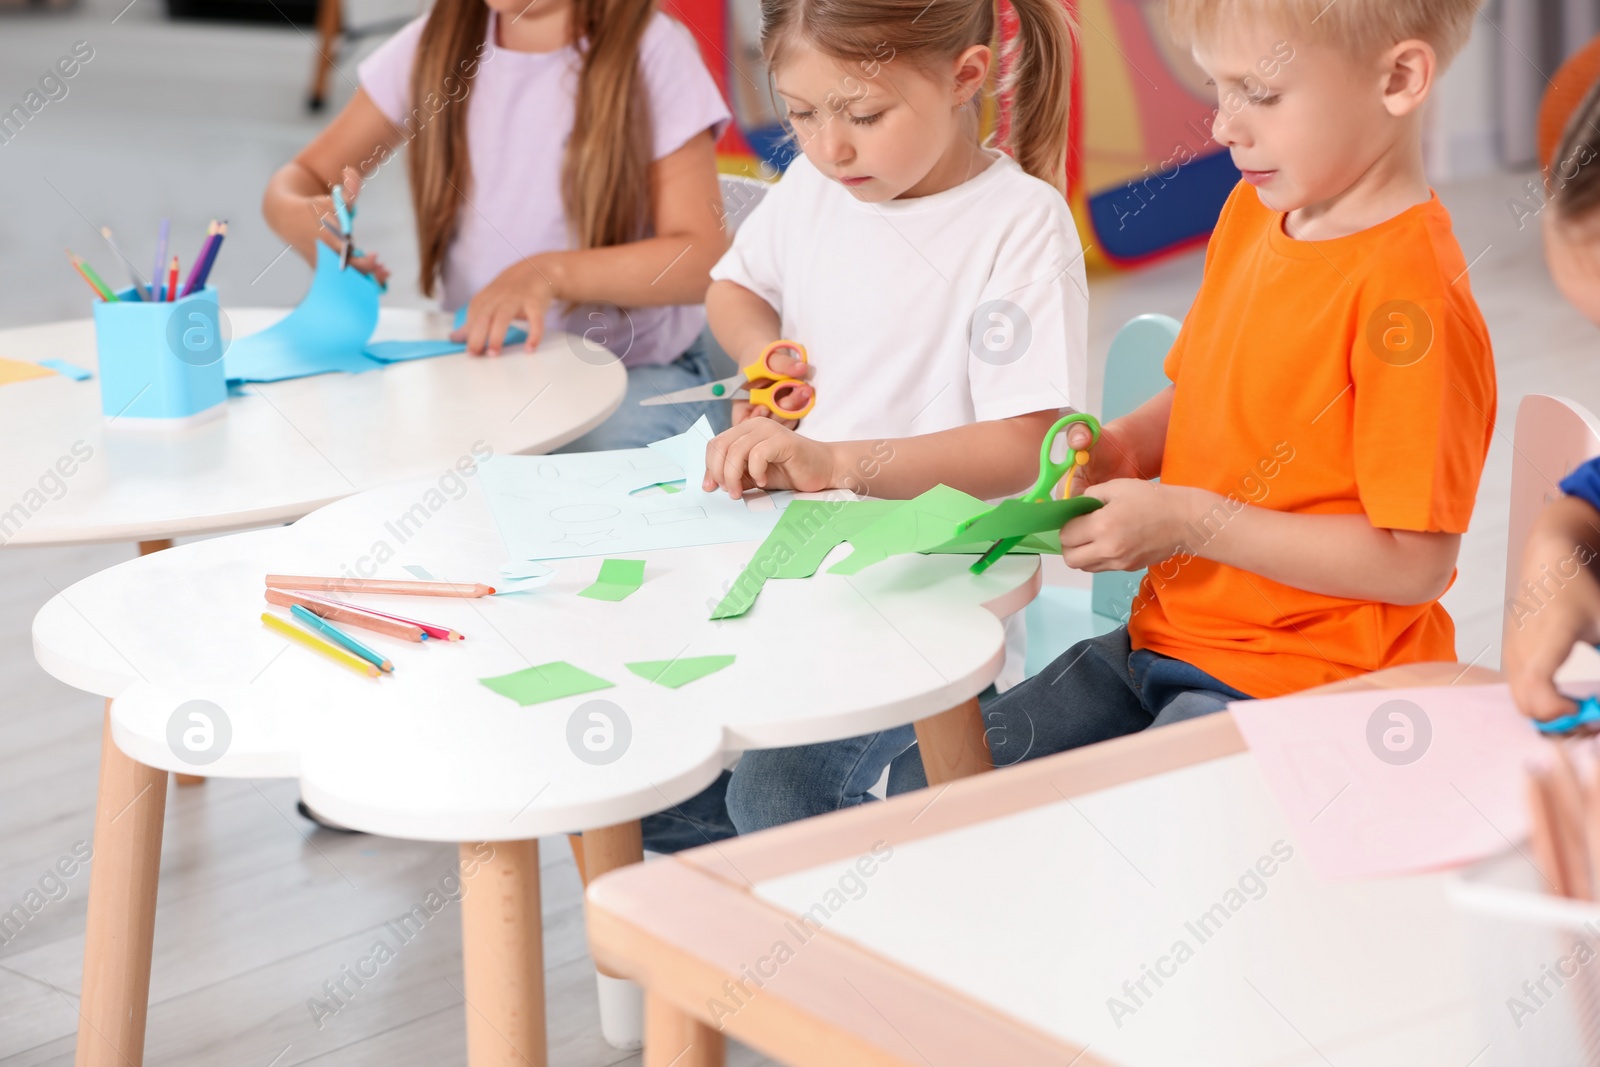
[223,244,383,383]
[38,358,92,381]
[478,416,782,562]
[360,308,529,363]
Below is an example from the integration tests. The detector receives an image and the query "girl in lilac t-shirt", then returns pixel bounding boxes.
[262,0,733,449]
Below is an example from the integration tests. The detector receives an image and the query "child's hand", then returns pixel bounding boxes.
[309,165,390,287]
[451,256,558,357]
[733,344,814,426]
[1065,422,1152,495]
[1060,480,1197,571]
[703,418,838,499]
[1504,522,1600,722]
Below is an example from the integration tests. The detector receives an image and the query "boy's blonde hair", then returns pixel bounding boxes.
[1166,0,1478,67]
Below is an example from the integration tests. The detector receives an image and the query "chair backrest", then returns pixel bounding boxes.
[1502,394,1600,661]
[1090,313,1182,622]
[718,174,770,235]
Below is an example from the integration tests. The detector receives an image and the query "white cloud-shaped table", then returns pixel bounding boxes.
[33,475,1039,1065]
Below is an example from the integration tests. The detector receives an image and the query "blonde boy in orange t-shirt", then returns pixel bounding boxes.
[890,0,1498,776]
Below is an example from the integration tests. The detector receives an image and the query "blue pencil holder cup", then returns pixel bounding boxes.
[93,287,227,426]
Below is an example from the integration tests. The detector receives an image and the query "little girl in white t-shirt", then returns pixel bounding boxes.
[642,0,1088,851]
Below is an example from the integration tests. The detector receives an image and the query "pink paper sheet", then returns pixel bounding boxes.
[1230,682,1596,879]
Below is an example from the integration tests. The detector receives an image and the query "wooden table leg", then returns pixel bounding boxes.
[583,821,646,1049]
[76,699,167,1067]
[459,840,546,1067]
[134,540,205,790]
[645,992,725,1067]
[582,821,644,968]
[914,695,994,786]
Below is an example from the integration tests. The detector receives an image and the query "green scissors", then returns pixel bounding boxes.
[970,412,1102,574]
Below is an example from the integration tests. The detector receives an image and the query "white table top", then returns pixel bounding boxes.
[31,476,1039,840]
[754,750,1479,1066]
[0,308,624,546]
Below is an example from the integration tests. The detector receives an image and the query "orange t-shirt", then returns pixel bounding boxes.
[1126,183,1496,698]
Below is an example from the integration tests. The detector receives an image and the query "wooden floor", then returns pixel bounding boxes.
[1,0,1596,1063]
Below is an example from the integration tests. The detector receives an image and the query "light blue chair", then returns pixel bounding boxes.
[1022,313,1182,677]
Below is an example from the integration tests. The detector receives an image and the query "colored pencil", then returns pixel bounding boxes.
[290,604,393,672]
[179,221,216,298]
[68,257,109,301]
[192,221,227,290]
[261,612,379,678]
[151,218,169,302]
[166,256,179,302]
[99,226,149,301]
[298,591,463,641]
[66,250,118,302]
[265,589,425,641]
[265,574,494,598]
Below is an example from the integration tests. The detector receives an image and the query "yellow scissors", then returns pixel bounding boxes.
[641,340,816,420]
[969,412,1101,574]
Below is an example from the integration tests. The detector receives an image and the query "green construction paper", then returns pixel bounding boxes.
[928,530,1058,555]
[827,484,989,575]
[626,654,736,688]
[480,662,614,705]
[577,558,646,601]
[935,495,1103,548]
[709,500,900,619]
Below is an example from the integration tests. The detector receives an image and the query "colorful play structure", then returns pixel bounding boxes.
[662,0,1242,270]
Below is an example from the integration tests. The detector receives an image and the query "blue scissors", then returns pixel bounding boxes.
[1536,695,1600,735]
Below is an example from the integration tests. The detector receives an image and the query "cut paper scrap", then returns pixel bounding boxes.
[940,495,1103,546]
[478,416,781,562]
[0,358,57,385]
[480,661,614,706]
[1230,682,1569,879]
[224,243,383,383]
[37,358,92,381]
[577,558,645,601]
[627,654,735,688]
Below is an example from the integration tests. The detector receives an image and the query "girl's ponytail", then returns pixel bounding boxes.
[998,0,1076,192]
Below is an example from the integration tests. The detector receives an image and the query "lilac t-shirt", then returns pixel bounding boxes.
[359,11,730,367]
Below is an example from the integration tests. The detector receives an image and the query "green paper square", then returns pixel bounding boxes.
[480,662,614,705]
[578,558,646,601]
[626,654,736,688]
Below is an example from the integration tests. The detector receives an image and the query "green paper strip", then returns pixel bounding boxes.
[936,495,1103,548]
[578,558,646,601]
[826,484,989,575]
[710,499,900,619]
[480,662,614,705]
[626,654,736,688]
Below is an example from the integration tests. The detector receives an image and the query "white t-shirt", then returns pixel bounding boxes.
[713,151,1088,691]
[710,150,1087,441]
[359,11,730,367]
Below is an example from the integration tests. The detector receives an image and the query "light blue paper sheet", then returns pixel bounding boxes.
[38,358,92,381]
[362,308,529,363]
[223,244,383,383]
[478,417,782,562]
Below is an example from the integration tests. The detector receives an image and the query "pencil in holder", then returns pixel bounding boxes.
[92,286,227,426]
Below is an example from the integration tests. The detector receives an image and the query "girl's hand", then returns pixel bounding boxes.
[1059,480,1200,572]
[308,165,390,287]
[451,255,559,357]
[704,418,838,499]
[1064,421,1153,496]
[733,344,815,426]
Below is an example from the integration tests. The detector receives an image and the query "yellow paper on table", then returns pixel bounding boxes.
[0,358,55,385]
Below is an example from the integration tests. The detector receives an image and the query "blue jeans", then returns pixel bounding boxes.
[640,627,1253,852]
[555,332,730,452]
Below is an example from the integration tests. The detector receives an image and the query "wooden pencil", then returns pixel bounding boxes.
[261,612,379,678]
[265,589,425,642]
[266,574,494,598]
[1528,765,1572,898]
[1550,744,1593,900]
[295,591,464,642]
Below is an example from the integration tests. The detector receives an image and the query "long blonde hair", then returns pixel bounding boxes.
[760,0,1075,191]
[407,0,655,297]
